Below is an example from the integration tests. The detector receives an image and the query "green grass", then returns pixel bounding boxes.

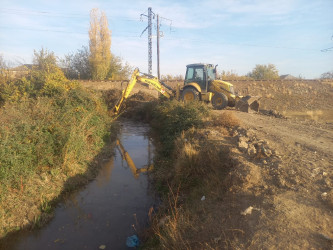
[149,100,209,156]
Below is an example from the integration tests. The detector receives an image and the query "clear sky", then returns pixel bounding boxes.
[0,0,332,78]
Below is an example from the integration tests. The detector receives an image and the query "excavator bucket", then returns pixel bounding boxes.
[235,96,261,113]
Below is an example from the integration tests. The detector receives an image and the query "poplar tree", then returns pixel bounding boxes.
[89,8,111,80]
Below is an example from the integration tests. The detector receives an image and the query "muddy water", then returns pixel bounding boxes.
[6,121,155,250]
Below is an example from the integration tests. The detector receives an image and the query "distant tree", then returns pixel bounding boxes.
[32,48,68,92]
[107,54,132,80]
[320,70,333,79]
[247,64,279,80]
[218,70,251,80]
[0,54,10,83]
[89,8,111,80]
[0,54,6,69]
[33,48,58,73]
[161,74,183,81]
[62,46,91,79]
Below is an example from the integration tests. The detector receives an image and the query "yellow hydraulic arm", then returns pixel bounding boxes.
[113,68,173,114]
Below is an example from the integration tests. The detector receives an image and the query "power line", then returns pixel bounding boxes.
[0,7,323,53]
[0,25,143,37]
[0,7,142,22]
[0,8,85,18]
[161,37,320,51]
[0,25,86,34]
[0,24,321,51]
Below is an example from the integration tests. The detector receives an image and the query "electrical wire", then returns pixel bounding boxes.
[0,8,325,52]
[0,7,141,22]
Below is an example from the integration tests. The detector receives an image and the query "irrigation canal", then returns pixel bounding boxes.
[5,121,156,250]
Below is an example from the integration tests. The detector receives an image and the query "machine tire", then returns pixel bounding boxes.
[181,87,199,103]
[212,92,228,110]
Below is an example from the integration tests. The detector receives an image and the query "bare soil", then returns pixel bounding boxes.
[222,80,333,248]
[219,109,333,249]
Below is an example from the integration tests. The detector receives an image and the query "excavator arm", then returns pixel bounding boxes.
[113,68,173,114]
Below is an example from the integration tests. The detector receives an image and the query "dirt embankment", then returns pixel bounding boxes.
[145,108,332,249]
[231,79,333,123]
[219,109,333,248]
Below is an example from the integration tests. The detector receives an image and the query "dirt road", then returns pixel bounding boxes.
[235,112,333,156]
[227,110,333,248]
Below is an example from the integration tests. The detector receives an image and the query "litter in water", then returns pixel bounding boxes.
[126,235,139,248]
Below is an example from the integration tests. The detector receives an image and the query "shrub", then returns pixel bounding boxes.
[0,88,109,191]
[150,100,208,156]
[0,58,110,191]
[0,49,112,238]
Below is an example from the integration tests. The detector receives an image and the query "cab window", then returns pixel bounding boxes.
[193,68,204,81]
[185,67,194,80]
[207,67,216,81]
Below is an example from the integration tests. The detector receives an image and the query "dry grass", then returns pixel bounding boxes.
[147,127,237,249]
[210,111,241,129]
[152,186,192,250]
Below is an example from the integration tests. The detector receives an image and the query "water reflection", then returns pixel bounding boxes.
[96,156,115,187]
[116,139,154,179]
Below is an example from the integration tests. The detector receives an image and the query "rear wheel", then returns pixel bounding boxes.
[181,88,199,103]
[212,92,228,110]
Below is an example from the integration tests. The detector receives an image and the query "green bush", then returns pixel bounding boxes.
[150,100,208,156]
[0,64,110,192]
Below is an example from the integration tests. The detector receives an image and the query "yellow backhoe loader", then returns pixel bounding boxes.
[182,63,260,112]
[113,64,260,114]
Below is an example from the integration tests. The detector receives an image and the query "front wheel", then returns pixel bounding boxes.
[211,92,228,110]
[181,88,199,103]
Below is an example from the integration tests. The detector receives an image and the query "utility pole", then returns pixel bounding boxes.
[148,7,153,75]
[157,14,160,80]
[140,7,155,75]
[141,8,172,78]
[156,15,172,80]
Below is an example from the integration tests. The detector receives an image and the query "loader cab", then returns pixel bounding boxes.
[184,63,216,93]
